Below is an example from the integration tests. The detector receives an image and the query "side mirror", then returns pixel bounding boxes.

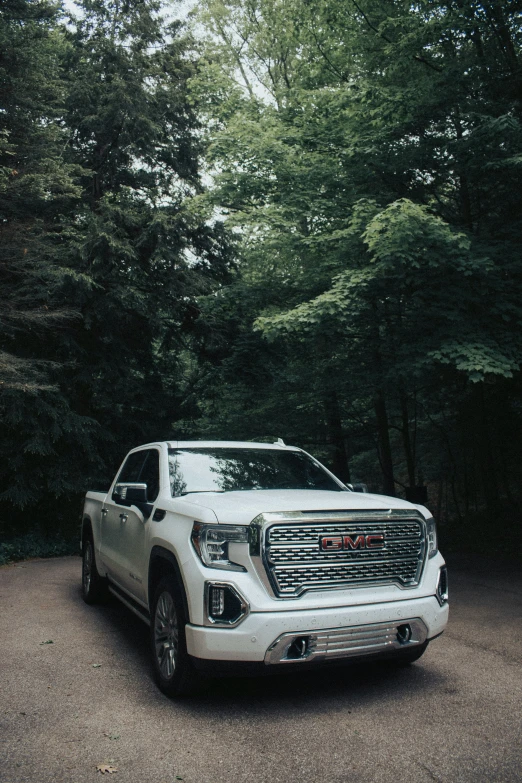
[346,482,369,493]
[113,482,148,505]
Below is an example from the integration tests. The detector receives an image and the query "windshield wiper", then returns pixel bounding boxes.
[178,490,225,496]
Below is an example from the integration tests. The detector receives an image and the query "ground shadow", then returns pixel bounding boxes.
[68,578,449,718]
[188,652,448,716]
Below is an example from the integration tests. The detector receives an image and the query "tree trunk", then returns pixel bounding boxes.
[469,383,500,516]
[374,388,395,496]
[325,390,351,483]
[399,389,416,488]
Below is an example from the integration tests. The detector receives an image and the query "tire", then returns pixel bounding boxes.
[81,533,109,604]
[150,575,198,697]
[392,641,429,666]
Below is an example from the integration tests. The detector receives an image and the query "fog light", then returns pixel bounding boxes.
[286,636,310,660]
[206,582,249,626]
[397,624,412,644]
[210,586,225,617]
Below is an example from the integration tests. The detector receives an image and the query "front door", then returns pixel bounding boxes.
[101,448,160,605]
[102,499,147,602]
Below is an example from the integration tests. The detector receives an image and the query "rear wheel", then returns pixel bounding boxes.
[81,534,109,604]
[150,575,198,697]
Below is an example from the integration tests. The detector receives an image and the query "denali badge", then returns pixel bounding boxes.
[319,534,385,551]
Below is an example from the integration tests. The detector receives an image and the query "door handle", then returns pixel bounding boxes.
[119,513,128,523]
[101,508,107,516]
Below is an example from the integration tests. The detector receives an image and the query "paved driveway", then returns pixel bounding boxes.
[0,555,521,783]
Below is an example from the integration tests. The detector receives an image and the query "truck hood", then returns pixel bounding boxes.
[179,489,427,525]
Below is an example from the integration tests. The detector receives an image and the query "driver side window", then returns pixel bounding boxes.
[140,450,160,502]
[115,449,160,503]
[117,451,147,484]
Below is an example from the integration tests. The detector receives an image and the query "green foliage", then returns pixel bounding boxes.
[0,0,83,392]
[1,0,522,548]
[189,0,522,517]
[0,532,77,566]
[0,0,233,528]
[256,198,522,383]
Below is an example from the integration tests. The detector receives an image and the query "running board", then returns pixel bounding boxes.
[108,581,150,626]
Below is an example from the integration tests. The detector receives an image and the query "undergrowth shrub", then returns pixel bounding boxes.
[0,532,78,565]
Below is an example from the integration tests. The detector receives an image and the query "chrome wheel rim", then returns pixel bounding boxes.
[154,591,178,680]
[83,541,92,595]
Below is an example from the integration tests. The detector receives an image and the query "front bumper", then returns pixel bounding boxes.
[185,594,448,663]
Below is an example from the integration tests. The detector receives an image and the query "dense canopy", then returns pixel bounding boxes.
[1,0,521,557]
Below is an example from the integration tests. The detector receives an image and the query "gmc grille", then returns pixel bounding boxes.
[264,519,425,597]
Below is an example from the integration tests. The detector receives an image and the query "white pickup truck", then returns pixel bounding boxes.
[81,440,448,696]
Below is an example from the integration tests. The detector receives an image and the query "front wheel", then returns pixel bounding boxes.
[392,641,429,665]
[150,576,198,697]
[81,534,109,604]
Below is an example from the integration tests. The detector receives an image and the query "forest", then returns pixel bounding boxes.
[1,0,521,559]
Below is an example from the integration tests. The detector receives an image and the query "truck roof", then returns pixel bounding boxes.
[167,440,299,450]
[127,440,299,451]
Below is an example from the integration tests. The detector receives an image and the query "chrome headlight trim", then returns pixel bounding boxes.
[426,516,438,559]
[191,522,248,572]
[203,581,250,627]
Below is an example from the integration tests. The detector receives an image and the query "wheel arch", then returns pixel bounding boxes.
[148,546,190,623]
[81,514,93,543]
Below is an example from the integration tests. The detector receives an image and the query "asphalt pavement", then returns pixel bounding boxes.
[0,555,521,783]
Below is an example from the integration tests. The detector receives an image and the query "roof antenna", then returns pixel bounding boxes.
[275,438,286,446]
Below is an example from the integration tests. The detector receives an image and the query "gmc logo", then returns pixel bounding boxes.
[320,534,385,551]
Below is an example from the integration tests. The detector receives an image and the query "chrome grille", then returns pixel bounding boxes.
[265,519,424,596]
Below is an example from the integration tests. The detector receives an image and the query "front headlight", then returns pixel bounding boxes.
[191,523,248,571]
[426,516,438,558]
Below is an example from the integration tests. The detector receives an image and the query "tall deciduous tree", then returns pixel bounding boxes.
[191,0,522,517]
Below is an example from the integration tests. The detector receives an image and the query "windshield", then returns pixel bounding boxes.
[167,448,344,497]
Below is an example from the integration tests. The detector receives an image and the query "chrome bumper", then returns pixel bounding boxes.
[264,618,428,664]
[185,595,447,662]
